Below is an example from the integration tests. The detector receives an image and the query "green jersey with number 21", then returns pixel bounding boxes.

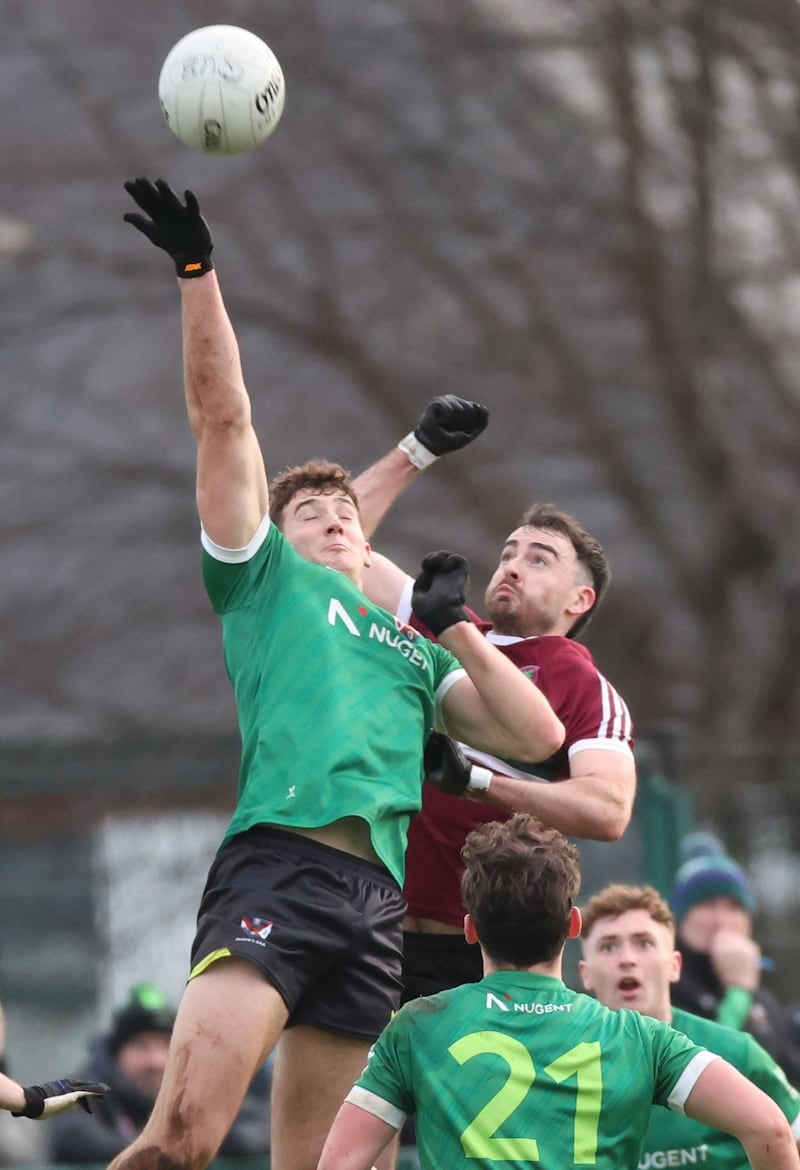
[348,971,717,1170]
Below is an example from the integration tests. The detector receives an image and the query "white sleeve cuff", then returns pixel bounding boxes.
[345,1085,406,1131]
[200,512,272,563]
[667,1051,720,1114]
[397,575,415,623]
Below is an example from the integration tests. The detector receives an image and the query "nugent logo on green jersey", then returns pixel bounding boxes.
[485,991,573,1014]
[328,598,429,669]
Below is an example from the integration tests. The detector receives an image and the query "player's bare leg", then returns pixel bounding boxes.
[270,1024,373,1170]
[108,957,288,1170]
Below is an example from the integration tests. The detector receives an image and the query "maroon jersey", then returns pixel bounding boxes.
[401,602,634,925]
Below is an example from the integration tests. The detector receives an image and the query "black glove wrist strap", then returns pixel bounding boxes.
[174,254,214,279]
[13,1087,43,1119]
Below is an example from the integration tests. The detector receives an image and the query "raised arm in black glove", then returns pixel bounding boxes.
[12,1078,110,1120]
[399,395,489,469]
[411,550,471,636]
[424,731,492,796]
[123,178,214,278]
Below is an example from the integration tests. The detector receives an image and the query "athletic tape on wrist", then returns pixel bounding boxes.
[467,765,492,794]
[398,432,439,470]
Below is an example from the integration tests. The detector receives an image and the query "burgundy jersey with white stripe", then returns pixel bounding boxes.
[402,608,634,925]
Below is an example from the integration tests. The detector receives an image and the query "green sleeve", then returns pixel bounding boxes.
[715,986,753,1030]
[355,1012,415,1116]
[642,1015,712,1107]
[430,640,467,691]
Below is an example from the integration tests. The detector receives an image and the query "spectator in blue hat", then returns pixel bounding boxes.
[670,833,798,1086]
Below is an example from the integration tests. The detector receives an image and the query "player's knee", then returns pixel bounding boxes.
[160,1126,218,1170]
[111,1147,199,1170]
[121,1127,217,1170]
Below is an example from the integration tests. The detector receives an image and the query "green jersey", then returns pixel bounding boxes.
[201,517,465,885]
[640,1007,800,1170]
[349,971,716,1170]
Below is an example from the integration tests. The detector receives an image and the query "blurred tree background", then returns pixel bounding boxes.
[1,0,799,1073]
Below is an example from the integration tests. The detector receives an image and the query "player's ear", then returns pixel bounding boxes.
[669,949,682,984]
[464,913,479,945]
[567,906,582,939]
[567,584,595,618]
[577,959,593,992]
[363,541,372,568]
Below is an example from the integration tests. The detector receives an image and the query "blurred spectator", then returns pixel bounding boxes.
[47,983,270,1163]
[670,832,799,1086]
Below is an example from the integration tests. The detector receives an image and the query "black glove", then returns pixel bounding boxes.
[123,178,214,278]
[13,1079,110,1120]
[399,395,489,468]
[414,395,489,456]
[423,732,493,797]
[412,550,471,636]
[424,732,471,795]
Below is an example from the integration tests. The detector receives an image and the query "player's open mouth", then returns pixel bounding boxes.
[617,977,640,993]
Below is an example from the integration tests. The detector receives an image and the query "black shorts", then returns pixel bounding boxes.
[400,930,483,1003]
[191,825,405,1040]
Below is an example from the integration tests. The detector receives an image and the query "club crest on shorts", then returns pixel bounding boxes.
[240,916,273,940]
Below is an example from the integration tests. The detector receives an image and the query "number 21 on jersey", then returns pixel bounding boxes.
[448,1031,602,1164]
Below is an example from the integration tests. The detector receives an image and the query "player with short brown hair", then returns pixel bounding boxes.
[118,178,566,1170]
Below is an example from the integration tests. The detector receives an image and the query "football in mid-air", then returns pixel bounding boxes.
[158,25,285,155]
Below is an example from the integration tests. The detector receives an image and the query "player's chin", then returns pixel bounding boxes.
[488,589,511,607]
[320,549,357,574]
[486,595,517,623]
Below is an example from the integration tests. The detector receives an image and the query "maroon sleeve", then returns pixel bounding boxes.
[531,638,634,751]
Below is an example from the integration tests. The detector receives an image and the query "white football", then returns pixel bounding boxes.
[158,25,285,155]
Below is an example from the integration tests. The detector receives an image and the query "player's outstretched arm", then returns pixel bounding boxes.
[354,394,489,538]
[122,178,268,549]
[414,552,564,761]
[685,1059,800,1170]
[353,396,488,611]
[0,1072,109,1119]
[475,749,636,842]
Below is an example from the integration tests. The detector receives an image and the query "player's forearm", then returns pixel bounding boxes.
[352,449,419,540]
[0,1073,25,1113]
[687,1062,799,1170]
[180,271,251,440]
[441,622,565,761]
[741,1127,800,1170]
[354,395,489,539]
[318,1102,396,1170]
[476,771,633,841]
